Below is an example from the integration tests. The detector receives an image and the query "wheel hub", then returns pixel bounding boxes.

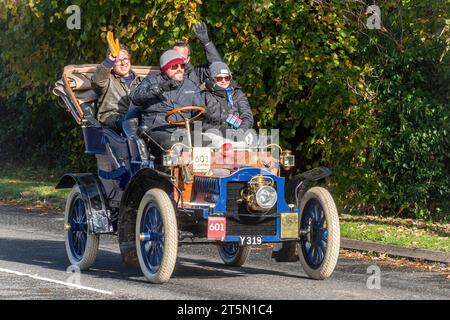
[300,199,328,269]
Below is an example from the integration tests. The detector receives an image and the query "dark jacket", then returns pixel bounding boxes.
[91,60,142,128]
[185,41,222,85]
[203,83,254,132]
[122,41,221,136]
[129,72,204,134]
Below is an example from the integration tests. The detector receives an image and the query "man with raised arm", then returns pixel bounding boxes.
[91,43,142,132]
[129,49,204,150]
[122,21,221,143]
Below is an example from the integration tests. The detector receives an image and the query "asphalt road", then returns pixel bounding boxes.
[0,204,448,300]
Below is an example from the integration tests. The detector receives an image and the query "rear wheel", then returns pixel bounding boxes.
[64,185,99,270]
[218,244,251,267]
[135,189,178,284]
[298,187,340,279]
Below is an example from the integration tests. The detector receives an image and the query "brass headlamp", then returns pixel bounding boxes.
[240,175,277,212]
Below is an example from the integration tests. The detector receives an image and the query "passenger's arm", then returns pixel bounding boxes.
[204,93,222,126]
[193,41,223,84]
[193,21,223,84]
[129,76,163,106]
[188,91,203,120]
[193,21,221,63]
[91,58,114,95]
[204,41,222,64]
[236,91,254,130]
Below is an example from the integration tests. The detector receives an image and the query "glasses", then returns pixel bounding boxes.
[115,58,130,66]
[215,75,231,82]
[171,63,186,70]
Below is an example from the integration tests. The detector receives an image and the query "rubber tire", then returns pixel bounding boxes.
[135,188,178,284]
[64,185,99,270]
[218,245,251,267]
[298,187,340,280]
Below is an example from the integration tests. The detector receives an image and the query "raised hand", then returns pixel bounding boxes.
[107,31,120,58]
[193,21,210,45]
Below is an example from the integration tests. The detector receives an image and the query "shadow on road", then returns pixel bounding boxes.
[174,257,311,280]
[0,237,311,283]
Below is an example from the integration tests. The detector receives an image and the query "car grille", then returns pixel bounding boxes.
[225,182,277,236]
[226,217,277,236]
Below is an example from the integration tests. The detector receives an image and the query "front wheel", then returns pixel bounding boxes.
[64,185,99,270]
[135,188,178,284]
[218,244,251,267]
[298,187,340,279]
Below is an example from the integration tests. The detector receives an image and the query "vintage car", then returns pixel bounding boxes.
[53,64,340,284]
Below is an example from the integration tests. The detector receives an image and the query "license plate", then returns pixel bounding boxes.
[239,236,263,246]
[207,217,226,241]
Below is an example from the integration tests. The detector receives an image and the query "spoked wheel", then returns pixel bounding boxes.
[64,185,99,270]
[135,189,178,284]
[218,244,251,267]
[298,187,340,279]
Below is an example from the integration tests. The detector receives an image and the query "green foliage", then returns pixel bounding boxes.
[341,0,450,221]
[0,67,72,167]
[0,0,201,169]
[0,0,448,221]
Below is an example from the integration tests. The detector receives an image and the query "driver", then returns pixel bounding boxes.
[128,49,204,150]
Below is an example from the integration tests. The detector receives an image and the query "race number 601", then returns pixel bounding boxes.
[207,217,226,241]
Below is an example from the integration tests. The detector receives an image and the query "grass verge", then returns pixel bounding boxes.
[0,166,69,209]
[340,214,449,253]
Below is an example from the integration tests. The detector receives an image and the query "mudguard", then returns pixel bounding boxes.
[56,173,113,234]
[285,166,332,205]
[297,166,332,182]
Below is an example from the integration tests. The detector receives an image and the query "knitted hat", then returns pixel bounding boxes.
[160,49,185,74]
[209,61,232,79]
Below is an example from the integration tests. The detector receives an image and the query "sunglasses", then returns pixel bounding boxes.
[171,63,186,70]
[114,58,130,66]
[215,75,231,82]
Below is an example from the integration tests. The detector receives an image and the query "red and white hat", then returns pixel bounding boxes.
[160,49,185,74]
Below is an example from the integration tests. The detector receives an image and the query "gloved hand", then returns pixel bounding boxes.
[160,79,181,92]
[193,21,210,45]
[107,31,120,58]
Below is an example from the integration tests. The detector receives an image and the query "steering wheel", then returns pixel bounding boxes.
[165,106,206,126]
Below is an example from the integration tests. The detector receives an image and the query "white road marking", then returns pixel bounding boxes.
[0,267,114,295]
